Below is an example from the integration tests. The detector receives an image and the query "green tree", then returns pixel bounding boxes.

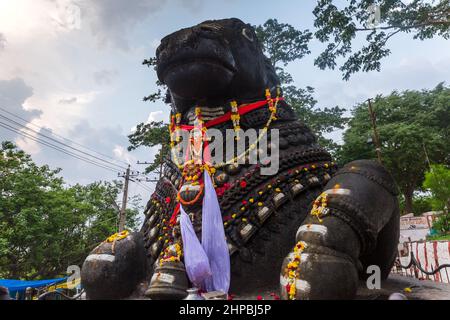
[128,121,170,174]
[423,164,450,235]
[0,141,141,279]
[313,0,450,80]
[255,19,349,154]
[398,195,434,216]
[338,84,450,214]
[423,164,450,213]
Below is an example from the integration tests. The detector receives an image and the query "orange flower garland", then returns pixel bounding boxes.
[285,240,307,300]
[310,192,328,223]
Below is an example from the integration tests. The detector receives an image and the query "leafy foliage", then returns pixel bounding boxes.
[255,18,312,67]
[313,0,450,79]
[431,214,450,235]
[398,194,433,216]
[338,83,450,213]
[128,121,170,173]
[0,142,141,279]
[423,164,450,213]
[254,20,348,154]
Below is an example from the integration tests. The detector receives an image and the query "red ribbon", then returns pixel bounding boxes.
[174,97,284,132]
[170,202,181,225]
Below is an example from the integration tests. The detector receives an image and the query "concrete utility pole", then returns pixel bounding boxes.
[118,165,130,232]
[367,98,383,164]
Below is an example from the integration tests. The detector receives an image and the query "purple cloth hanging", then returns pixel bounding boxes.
[179,205,212,288]
[201,171,231,293]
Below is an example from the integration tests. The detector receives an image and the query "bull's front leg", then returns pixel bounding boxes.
[81,231,147,299]
[281,160,399,300]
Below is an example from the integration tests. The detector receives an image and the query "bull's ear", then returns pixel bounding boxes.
[263,56,280,88]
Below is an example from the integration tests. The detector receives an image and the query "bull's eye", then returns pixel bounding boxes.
[242,28,254,42]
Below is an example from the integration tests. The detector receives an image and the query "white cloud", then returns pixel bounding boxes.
[79,0,167,50]
[93,69,119,85]
[146,110,164,123]
[23,90,98,137]
[113,145,137,164]
[0,33,6,50]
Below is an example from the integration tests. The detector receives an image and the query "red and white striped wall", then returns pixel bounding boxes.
[392,241,450,283]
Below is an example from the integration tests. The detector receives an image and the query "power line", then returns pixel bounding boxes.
[0,106,130,167]
[0,121,118,173]
[0,106,158,186]
[129,176,153,192]
[0,121,119,173]
[133,180,153,193]
[0,112,127,171]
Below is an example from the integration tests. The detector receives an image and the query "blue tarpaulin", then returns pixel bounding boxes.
[0,277,67,298]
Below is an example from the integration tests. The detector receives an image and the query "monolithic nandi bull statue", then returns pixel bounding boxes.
[81,18,399,300]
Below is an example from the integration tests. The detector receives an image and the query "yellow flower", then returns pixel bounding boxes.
[404,287,412,293]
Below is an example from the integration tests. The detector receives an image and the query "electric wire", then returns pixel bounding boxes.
[0,106,130,166]
[0,121,119,173]
[0,112,127,170]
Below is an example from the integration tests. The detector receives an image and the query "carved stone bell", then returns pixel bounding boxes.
[145,260,189,300]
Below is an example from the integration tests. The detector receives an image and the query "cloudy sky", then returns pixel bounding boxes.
[0,0,449,212]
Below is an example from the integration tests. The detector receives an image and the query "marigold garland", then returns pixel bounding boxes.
[159,242,182,266]
[169,88,281,170]
[310,192,328,223]
[285,241,307,300]
[106,230,129,243]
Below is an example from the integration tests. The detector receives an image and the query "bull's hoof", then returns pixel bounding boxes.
[280,243,358,300]
[81,231,146,299]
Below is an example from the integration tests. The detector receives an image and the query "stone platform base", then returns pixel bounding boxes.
[234,274,450,300]
[128,274,450,300]
[355,274,450,300]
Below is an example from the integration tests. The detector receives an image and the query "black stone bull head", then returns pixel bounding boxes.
[156,18,279,112]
